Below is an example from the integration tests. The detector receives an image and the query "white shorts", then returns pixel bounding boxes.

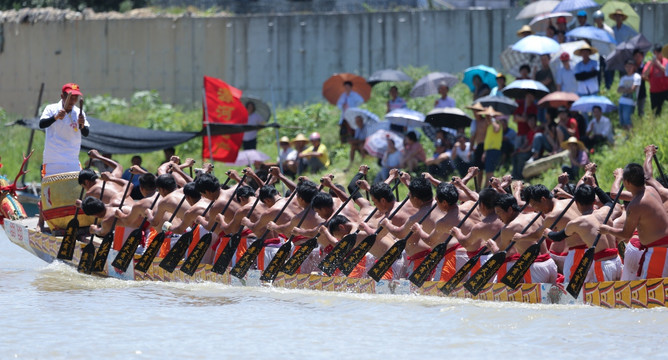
[621,241,642,281]
[591,256,622,282]
[528,258,558,284]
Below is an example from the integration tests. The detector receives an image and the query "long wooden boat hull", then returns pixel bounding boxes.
[4,218,667,309]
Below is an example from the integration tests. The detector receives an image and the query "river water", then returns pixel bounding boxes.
[1,228,667,360]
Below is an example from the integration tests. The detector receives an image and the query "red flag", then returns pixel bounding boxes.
[202,76,248,162]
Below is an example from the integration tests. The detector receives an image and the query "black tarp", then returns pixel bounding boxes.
[9,117,278,155]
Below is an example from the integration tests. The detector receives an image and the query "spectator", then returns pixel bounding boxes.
[348,115,368,169]
[617,59,642,130]
[400,131,426,173]
[122,155,145,200]
[642,44,668,116]
[512,115,540,178]
[480,107,503,180]
[278,136,298,177]
[561,137,589,180]
[513,92,537,153]
[546,25,557,40]
[518,64,531,80]
[556,52,578,93]
[574,43,600,96]
[472,75,491,100]
[491,73,506,96]
[634,49,648,117]
[610,9,638,44]
[336,81,364,143]
[426,138,453,179]
[387,86,407,113]
[556,16,568,34]
[434,83,456,108]
[291,133,309,174]
[592,10,616,89]
[452,135,473,177]
[584,106,613,148]
[467,102,487,187]
[535,54,556,123]
[500,117,516,168]
[574,10,588,28]
[374,136,402,184]
[298,132,329,173]
[516,25,533,38]
[555,30,566,44]
[243,101,265,150]
[555,106,580,147]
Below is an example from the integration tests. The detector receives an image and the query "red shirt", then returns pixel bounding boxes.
[643,58,668,93]
[513,99,538,136]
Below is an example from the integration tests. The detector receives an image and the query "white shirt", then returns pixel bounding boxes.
[454,142,472,162]
[587,115,612,141]
[278,147,297,164]
[40,100,89,165]
[243,112,264,141]
[435,97,456,108]
[337,91,365,123]
[618,73,642,106]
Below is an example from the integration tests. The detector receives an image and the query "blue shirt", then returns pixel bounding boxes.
[612,23,637,44]
[574,59,599,95]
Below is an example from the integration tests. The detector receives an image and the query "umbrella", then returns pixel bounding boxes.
[500,47,541,78]
[462,65,498,92]
[552,0,599,13]
[343,107,380,129]
[566,26,616,44]
[240,95,271,122]
[537,91,580,108]
[502,79,550,99]
[226,149,271,166]
[529,12,573,32]
[367,69,412,86]
[570,95,616,113]
[425,108,472,129]
[512,35,561,55]
[364,129,404,158]
[605,34,652,71]
[601,1,640,32]
[476,95,519,115]
[516,0,559,20]
[548,40,600,77]
[384,108,426,128]
[322,73,372,105]
[409,72,459,97]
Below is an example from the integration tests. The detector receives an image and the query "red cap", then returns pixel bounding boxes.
[560,52,570,61]
[557,16,567,24]
[62,83,83,96]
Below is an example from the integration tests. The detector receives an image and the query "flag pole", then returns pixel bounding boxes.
[269,83,284,194]
[202,87,214,165]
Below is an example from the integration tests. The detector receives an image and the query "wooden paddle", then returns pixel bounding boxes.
[407,200,481,287]
[134,194,187,273]
[566,186,623,298]
[463,211,543,295]
[281,184,360,276]
[229,180,299,279]
[338,183,407,276]
[498,197,577,288]
[259,183,326,282]
[654,153,666,186]
[77,180,106,274]
[439,203,529,295]
[57,153,92,260]
[367,202,439,282]
[91,175,135,272]
[110,193,161,272]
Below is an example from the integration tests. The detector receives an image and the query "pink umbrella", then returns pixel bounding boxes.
[364,129,404,159]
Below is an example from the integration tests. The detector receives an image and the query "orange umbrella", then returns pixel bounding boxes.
[537,91,579,108]
[322,73,372,105]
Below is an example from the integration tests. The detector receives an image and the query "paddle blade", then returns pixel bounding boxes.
[181,233,212,276]
[159,231,194,273]
[409,242,448,287]
[367,239,406,282]
[439,252,483,295]
[230,237,266,279]
[340,234,376,276]
[463,252,506,295]
[57,218,79,260]
[211,234,241,274]
[281,237,318,275]
[91,233,114,272]
[499,244,541,288]
[77,240,96,274]
[110,228,143,272]
[135,232,166,273]
[566,247,595,299]
[260,241,292,282]
[317,233,357,276]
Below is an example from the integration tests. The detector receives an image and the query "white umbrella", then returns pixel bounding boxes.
[364,129,404,159]
[240,96,271,122]
[409,72,459,98]
[512,35,561,55]
[343,108,380,129]
[384,108,426,128]
[225,149,271,167]
[529,12,573,33]
[500,47,542,78]
[515,0,559,20]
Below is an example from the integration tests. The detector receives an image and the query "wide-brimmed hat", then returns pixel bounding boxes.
[480,106,502,117]
[292,133,308,143]
[516,25,534,37]
[561,136,586,151]
[662,44,668,59]
[608,9,628,21]
[279,136,290,144]
[574,43,598,56]
[466,102,486,112]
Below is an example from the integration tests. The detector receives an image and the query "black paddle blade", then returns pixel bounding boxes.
[135,232,166,273]
[499,244,541,288]
[281,237,318,275]
[110,228,143,272]
[181,233,212,276]
[367,239,406,282]
[317,233,357,276]
[91,233,114,272]
[159,231,194,273]
[408,242,448,287]
[77,240,96,274]
[260,241,292,282]
[340,234,376,276]
[211,234,241,274]
[566,247,595,299]
[57,218,79,260]
[230,237,266,279]
[463,252,506,295]
[440,253,482,295]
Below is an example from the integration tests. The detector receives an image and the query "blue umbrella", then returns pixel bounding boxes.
[462,65,497,92]
[570,95,616,113]
[566,26,616,44]
[511,35,560,55]
[552,0,598,13]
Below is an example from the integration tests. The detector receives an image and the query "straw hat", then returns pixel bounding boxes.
[516,25,534,37]
[662,44,668,59]
[561,136,586,151]
[292,133,308,143]
[279,136,290,144]
[480,106,502,117]
[466,102,486,112]
[608,9,628,21]
[574,43,598,56]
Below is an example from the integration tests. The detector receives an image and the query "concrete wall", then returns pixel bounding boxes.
[1,4,666,116]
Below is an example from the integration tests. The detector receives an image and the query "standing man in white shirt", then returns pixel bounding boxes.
[39,83,90,178]
[584,106,613,148]
[617,59,642,130]
[336,81,364,144]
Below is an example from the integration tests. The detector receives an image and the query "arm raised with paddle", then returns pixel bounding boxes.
[77,180,106,274]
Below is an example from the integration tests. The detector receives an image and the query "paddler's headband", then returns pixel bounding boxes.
[62,83,83,96]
